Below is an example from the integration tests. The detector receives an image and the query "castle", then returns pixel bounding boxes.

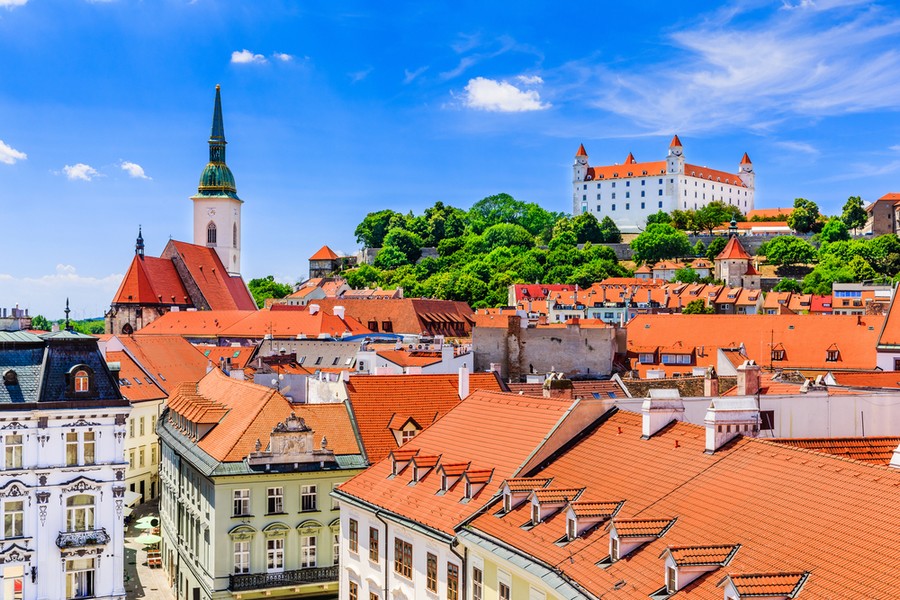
[573,136,755,233]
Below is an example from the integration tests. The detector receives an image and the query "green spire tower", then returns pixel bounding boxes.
[191,85,243,276]
[197,84,240,199]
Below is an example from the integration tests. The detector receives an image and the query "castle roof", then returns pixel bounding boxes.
[669,134,682,147]
[309,245,341,261]
[740,152,752,164]
[715,236,751,261]
[575,143,587,157]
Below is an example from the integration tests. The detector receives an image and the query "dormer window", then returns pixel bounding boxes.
[567,517,576,541]
[74,370,90,393]
[666,565,677,593]
[826,346,839,362]
[610,537,620,561]
[531,502,540,525]
[503,493,511,513]
[771,344,785,362]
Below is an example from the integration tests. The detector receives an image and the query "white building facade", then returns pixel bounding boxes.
[0,331,131,600]
[573,136,755,233]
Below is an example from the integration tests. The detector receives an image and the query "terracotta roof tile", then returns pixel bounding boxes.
[746,208,793,219]
[463,469,493,484]
[575,144,588,157]
[309,245,341,261]
[614,517,676,537]
[666,544,739,566]
[167,241,256,310]
[112,335,211,392]
[771,436,900,465]
[533,488,584,504]
[505,477,552,492]
[345,373,503,462]
[569,501,622,519]
[112,255,192,306]
[727,572,809,597]
[105,350,166,402]
[716,236,752,260]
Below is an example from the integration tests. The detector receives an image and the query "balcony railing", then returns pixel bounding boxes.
[229,565,338,591]
[56,528,110,549]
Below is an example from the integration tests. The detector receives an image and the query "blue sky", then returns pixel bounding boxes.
[2,0,900,319]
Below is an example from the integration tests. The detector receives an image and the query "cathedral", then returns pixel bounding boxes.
[105,86,256,335]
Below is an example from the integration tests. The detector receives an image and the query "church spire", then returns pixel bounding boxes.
[197,85,239,199]
[135,226,144,258]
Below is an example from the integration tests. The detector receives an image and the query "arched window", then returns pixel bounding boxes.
[233,223,238,249]
[74,370,89,393]
[66,494,94,532]
[207,222,217,245]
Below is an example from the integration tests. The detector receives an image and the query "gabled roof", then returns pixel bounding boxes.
[716,236,751,260]
[309,245,341,261]
[726,572,810,598]
[345,372,503,462]
[624,152,636,164]
[463,409,900,598]
[111,255,191,306]
[134,311,256,337]
[288,298,475,336]
[164,240,256,311]
[110,335,211,393]
[337,390,588,536]
[106,350,166,403]
[771,436,900,465]
[218,307,369,339]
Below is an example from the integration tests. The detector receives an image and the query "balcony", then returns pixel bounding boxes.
[56,528,110,549]
[229,565,338,591]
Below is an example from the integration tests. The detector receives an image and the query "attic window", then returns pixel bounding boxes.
[771,349,785,361]
[567,517,576,541]
[314,357,323,366]
[666,565,677,593]
[826,348,839,362]
[381,321,393,333]
[503,493,512,513]
[74,370,90,393]
[610,537,620,561]
[531,502,541,525]
[3,370,17,386]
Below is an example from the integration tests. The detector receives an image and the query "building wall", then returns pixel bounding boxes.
[467,544,561,600]
[473,317,616,381]
[0,408,130,600]
[191,196,242,276]
[124,399,161,503]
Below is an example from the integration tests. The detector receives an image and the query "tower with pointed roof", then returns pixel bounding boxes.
[191,85,243,276]
[571,135,755,233]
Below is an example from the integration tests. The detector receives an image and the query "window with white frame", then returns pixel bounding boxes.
[499,582,511,600]
[233,489,249,516]
[472,566,483,600]
[4,434,21,470]
[66,495,94,532]
[74,370,90,393]
[233,540,249,574]
[400,429,417,444]
[66,432,78,466]
[426,552,437,592]
[301,534,317,568]
[447,563,460,600]
[369,527,379,563]
[83,431,95,465]
[3,500,23,538]
[666,565,677,593]
[349,581,358,600]
[332,483,340,510]
[267,538,284,572]
[65,557,94,599]
[333,531,340,565]
[267,487,283,514]
[301,485,317,512]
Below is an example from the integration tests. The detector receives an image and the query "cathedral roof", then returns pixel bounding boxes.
[111,255,192,306]
[165,241,256,311]
[196,85,240,200]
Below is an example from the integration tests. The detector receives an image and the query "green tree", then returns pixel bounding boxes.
[483,223,535,250]
[373,246,410,269]
[674,267,700,283]
[772,278,802,293]
[354,209,402,247]
[630,223,692,264]
[693,240,706,257]
[705,237,728,261]
[248,275,293,308]
[787,198,822,234]
[646,211,671,226]
[344,264,382,289]
[694,201,742,234]
[670,210,693,231]
[763,236,817,266]
[818,218,850,243]
[682,299,714,314]
[801,255,855,294]
[841,195,867,233]
[30,315,52,331]
[598,216,622,243]
[572,213,604,244]
[382,228,424,264]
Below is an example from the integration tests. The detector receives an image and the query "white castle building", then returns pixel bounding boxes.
[573,135,755,233]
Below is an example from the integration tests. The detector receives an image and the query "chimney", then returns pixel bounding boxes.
[641,389,684,438]
[704,367,719,397]
[333,305,345,320]
[309,304,320,315]
[736,360,761,396]
[489,363,501,374]
[704,397,760,453]
[458,364,470,399]
[543,375,574,399]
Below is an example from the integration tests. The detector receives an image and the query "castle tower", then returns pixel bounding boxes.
[574,144,589,182]
[191,84,243,276]
[666,135,685,175]
[738,152,754,189]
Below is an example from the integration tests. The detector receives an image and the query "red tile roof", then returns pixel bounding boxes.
[533,487,584,504]
[345,372,503,462]
[828,370,900,388]
[575,144,587,157]
[465,409,900,598]
[716,236,751,260]
[506,380,624,399]
[337,391,584,536]
[746,208,793,220]
[740,152,752,165]
[666,544,738,566]
[505,477,552,493]
[218,307,370,339]
[111,255,191,306]
[670,134,682,147]
[726,572,809,597]
[106,350,166,403]
[167,368,360,462]
[771,436,900,465]
[309,245,341,261]
[112,335,211,393]
[569,501,622,519]
[134,311,255,337]
[512,284,576,302]
[166,241,256,311]
[195,345,255,369]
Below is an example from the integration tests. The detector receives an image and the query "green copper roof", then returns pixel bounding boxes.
[197,85,240,200]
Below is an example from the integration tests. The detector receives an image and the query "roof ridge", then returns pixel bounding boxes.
[751,436,900,471]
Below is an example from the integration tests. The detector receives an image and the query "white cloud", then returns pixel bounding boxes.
[463,77,550,112]
[272,52,294,62]
[348,67,373,83]
[0,139,26,164]
[0,0,28,8]
[0,264,122,320]
[516,75,543,85]
[587,6,900,134]
[62,163,99,181]
[403,66,428,84]
[774,140,819,156]
[231,49,267,65]
[120,161,150,180]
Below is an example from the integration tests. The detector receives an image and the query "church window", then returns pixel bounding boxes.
[233,223,238,248]
[207,222,217,245]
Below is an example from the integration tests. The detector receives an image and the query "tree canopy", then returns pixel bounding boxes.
[841,196,867,232]
[787,198,823,234]
[762,236,817,266]
[630,223,692,264]
[248,276,294,308]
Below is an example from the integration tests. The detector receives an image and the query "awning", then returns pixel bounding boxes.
[124,491,142,506]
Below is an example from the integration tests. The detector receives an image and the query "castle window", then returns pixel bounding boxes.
[659,201,663,208]
[658,189,663,196]
[641,191,645,197]
[207,222,217,245]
